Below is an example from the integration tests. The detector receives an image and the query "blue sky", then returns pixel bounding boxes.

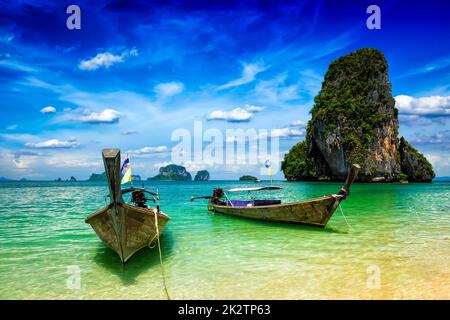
[0,0,449,180]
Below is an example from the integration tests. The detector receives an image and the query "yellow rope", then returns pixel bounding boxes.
[152,210,171,300]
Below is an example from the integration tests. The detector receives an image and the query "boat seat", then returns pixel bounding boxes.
[229,199,281,207]
[254,199,281,206]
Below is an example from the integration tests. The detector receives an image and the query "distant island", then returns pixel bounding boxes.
[194,170,210,181]
[87,172,107,181]
[55,176,77,181]
[87,172,140,182]
[282,48,435,183]
[148,164,192,181]
[239,175,258,181]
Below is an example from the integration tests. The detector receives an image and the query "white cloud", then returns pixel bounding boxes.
[79,48,139,71]
[265,128,304,139]
[207,107,253,122]
[26,138,79,149]
[424,153,450,177]
[43,158,98,168]
[207,104,266,123]
[217,62,266,90]
[129,146,169,156]
[40,106,56,113]
[78,109,121,124]
[154,82,184,98]
[244,104,266,112]
[395,95,450,117]
[79,52,123,70]
[290,119,306,127]
[253,73,300,104]
[1,133,37,143]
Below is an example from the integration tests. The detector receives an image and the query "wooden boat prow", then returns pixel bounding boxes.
[199,164,360,228]
[85,148,170,263]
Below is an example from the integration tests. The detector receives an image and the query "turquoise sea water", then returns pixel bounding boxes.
[0,180,449,299]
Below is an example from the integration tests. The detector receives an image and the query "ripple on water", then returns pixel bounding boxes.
[0,181,449,299]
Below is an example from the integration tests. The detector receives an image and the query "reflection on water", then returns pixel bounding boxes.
[0,180,449,299]
[93,231,174,286]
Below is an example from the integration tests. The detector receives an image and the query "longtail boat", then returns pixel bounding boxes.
[85,149,170,263]
[192,164,360,228]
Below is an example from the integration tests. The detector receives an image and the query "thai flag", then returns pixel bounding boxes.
[121,154,130,174]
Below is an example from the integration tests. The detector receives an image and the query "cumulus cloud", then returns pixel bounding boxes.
[207,104,267,122]
[79,48,138,71]
[217,62,266,90]
[207,107,253,122]
[154,81,184,98]
[40,106,56,113]
[25,138,79,149]
[395,95,450,117]
[78,109,121,124]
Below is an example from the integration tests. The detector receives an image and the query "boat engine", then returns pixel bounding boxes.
[131,190,147,208]
[211,188,226,205]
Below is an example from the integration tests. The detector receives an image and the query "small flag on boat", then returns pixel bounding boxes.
[121,153,132,184]
[265,159,272,176]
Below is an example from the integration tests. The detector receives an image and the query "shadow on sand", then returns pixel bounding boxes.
[93,228,174,285]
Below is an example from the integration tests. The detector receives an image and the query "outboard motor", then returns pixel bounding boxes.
[131,190,147,208]
[211,188,226,205]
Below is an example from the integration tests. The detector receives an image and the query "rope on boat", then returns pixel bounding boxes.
[151,210,171,300]
[330,194,353,231]
[338,202,353,231]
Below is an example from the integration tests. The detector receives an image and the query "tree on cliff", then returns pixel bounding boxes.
[282,48,434,182]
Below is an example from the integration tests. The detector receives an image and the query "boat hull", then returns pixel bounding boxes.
[85,202,170,263]
[209,195,341,227]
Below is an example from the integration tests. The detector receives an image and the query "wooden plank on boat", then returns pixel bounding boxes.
[85,148,170,263]
[208,164,360,228]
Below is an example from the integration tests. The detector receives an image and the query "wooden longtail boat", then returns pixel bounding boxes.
[192,164,360,228]
[85,149,170,263]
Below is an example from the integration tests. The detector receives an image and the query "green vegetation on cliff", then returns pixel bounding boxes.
[310,48,397,169]
[399,137,435,182]
[281,141,315,180]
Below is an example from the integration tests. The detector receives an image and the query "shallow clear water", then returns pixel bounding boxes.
[0,180,449,299]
